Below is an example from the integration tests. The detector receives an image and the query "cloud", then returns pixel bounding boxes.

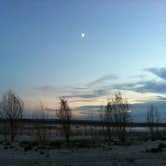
[67,89,109,99]
[156,96,166,101]
[22,68,166,120]
[46,108,56,112]
[32,68,166,105]
[87,74,118,87]
[35,83,110,101]
[109,67,166,94]
[146,67,166,79]
[135,81,166,93]
[111,79,166,94]
[74,105,102,120]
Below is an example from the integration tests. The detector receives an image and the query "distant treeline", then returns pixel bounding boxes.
[0,119,166,127]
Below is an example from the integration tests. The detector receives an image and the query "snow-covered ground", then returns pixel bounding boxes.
[0,140,166,166]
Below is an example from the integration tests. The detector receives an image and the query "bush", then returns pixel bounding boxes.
[18,140,98,151]
[40,151,45,155]
[4,146,8,149]
[126,158,135,163]
[23,144,33,152]
[158,143,166,149]
[145,146,163,153]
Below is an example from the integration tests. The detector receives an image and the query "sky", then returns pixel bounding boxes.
[1,0,166,120]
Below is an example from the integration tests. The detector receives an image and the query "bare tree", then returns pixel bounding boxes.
[0,90,24,142]
[32,103,48,143]
[147,104,160,140]
[56,97,72,142]
[105,92,131,143]
[104,100,113,143]
[98,106,105,140]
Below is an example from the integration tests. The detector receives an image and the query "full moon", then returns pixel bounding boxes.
[81,33,85,38]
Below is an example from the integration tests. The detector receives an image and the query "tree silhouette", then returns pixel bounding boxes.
[0,90,24,142]
[32,102,48,143]
[56,97,72,142]
[147,104,160,140]
[105,92,131,143]
[104,100,113,142]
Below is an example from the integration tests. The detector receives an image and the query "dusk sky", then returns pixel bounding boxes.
[1,0,166,119]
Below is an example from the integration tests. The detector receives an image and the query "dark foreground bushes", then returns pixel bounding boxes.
[19,140,98,151]
[145,143,166,153]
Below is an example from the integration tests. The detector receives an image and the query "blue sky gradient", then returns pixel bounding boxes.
[1,0,166,118]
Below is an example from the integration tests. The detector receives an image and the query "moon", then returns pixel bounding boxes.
[81,33,85,38]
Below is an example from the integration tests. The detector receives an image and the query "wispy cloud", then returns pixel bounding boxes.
[146,67,166,80]
[32,68,166,107]
[87,74,118,87]
[109,67,166,94]
[134,81,166,93]
[113,80,166,94]
[67,89,109,99]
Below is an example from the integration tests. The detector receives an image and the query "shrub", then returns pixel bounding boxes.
[158,143,166,149]
[145,146,163,153]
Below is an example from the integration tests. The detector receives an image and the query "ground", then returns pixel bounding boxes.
[0,140,166,166]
